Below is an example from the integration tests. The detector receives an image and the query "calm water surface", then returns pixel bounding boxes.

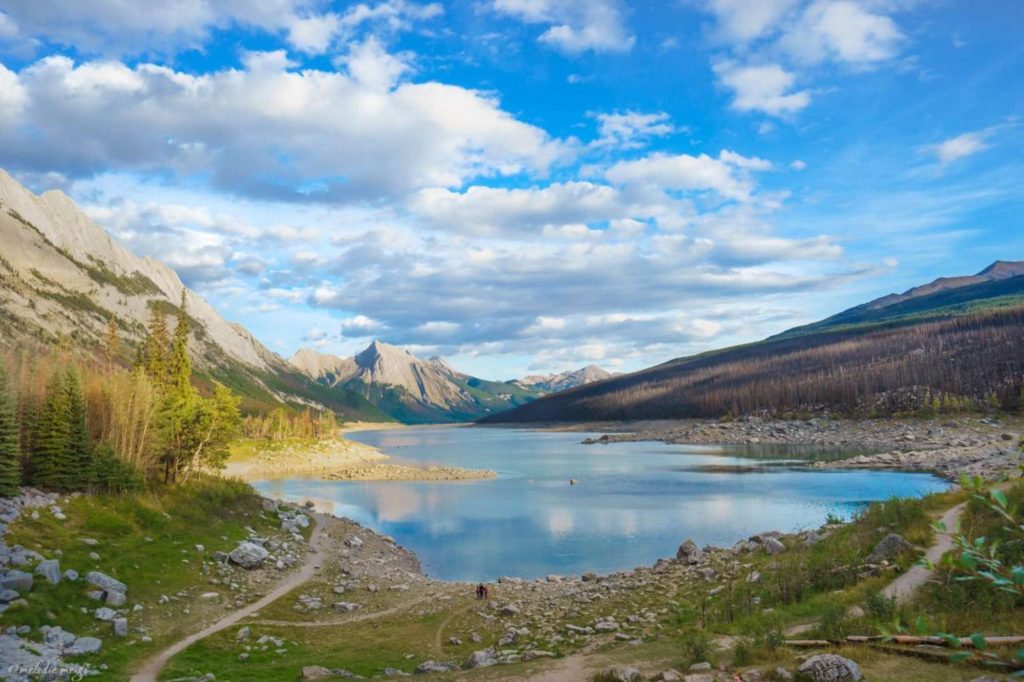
[252,426,949,582]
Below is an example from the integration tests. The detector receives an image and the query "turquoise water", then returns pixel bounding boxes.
[251,426,949,582]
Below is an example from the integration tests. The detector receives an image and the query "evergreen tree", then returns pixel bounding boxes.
[170,289,191,392]
[142,306,170,386]
[30,373,70,490]
[62,368,92,491]
[0,361,21,497]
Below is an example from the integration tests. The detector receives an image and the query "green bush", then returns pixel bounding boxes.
[679,629,710,665]
[89,444,144,494]
[864,590,897,622]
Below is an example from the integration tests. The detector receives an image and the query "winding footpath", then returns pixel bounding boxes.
[129,514,328,682]
[882,501,966,604]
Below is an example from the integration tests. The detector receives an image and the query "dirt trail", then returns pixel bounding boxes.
[129,514,327,682]
[882,501,966,605]
[248,592,438,629]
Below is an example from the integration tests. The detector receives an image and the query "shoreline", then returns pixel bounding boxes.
[223,431,496,483]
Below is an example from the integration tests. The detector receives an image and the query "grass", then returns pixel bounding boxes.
[3,476,281,677]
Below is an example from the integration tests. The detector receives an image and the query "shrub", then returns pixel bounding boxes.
[89,444,144,494]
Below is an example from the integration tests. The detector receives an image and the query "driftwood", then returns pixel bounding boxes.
[785,634,1024,649]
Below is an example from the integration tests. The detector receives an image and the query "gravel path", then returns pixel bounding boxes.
[883,501,965,604]
[129,514,327,682]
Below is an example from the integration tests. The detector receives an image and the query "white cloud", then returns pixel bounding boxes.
[0,0,443,57]
[0,50,569,201]
[492,0,635,54]
[927,129,995,165]
[779,0,903,65]
[341,314,386,336]
[790,159,807,170]
[591,111,674,149]
[606,151,762,201]
[713,61,811,116]
[703,0,800,42]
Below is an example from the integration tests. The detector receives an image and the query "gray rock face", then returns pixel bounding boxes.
[465,647,498,669]
[865,534,913,563]
[85,571,127,594]
[0,569,33,593]
[228,541,270,569]
[676,539,703,564]
[796,654,862,681]
[34,558,61,584]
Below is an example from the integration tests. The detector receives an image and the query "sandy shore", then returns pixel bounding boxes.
[223,431,495,482]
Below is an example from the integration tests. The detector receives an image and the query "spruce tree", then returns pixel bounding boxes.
[0,361,22,497]
[62,368,92,491]
[30,373,70,490]
[170,289,192,392]
[143,306,170,386]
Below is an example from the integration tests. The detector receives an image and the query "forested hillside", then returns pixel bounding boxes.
[483,266,1024,423]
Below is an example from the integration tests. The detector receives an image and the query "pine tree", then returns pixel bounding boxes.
[62,368,92,491]
[30,373,70,490]
[142,306,170,386]
[170,289,191,392]
[0,361,22,497]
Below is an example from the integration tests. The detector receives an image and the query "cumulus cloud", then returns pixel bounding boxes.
[713,61,811,116]
[492,0,635,54]
[702,1,905,118]
[0,49,568,202]
[606,150,767,201]
[0,0,443,57]
[591,111,675,150]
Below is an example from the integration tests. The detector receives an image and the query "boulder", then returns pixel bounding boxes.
[465,648,498,669]
[34,559,61,584]
[300,666,335,679]
[653,671,683,681]
[763,537,786,555]
[796,654,862,681]
[676,539,703,564]
[85,571,127,594]
[228,542,270,569]
[94,607,116,621]
[112,618,128,637]
[865,534,913,564]
[0,569,33,593]
[605,666,643,682]
[415,660,459,674]
[66,636,102,656]
[105,590,127,607]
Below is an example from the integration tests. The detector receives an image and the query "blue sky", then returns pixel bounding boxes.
[0,0,1021,380]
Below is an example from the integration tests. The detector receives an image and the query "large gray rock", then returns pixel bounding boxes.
[228,541,270,569]
[763,537,786,555]
[94,607,116,621]
[605,666,643,681]
[676,539,703,564]
[465,647,498,669]
[796,654,862,681]
[415,660,459,673]
[865,534,913,563]
[85,571,127,594]
[35,559,61,584]
[0,569,33,593]
[66,636,103,655]
[300,666,334,680]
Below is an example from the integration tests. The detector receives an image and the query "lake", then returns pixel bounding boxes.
[251,426,950,582]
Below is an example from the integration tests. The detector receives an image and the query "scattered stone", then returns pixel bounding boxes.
[228,541,270,569]
[67,636,103,656]
[106,590,128,607]
[763,537,786,555]
[689,662,712,671]
[465,648,498,669]
[301,666,335,680]
[34,558,61,584]
[95,607,116,621]
[0,569,33,593]
[676,539,703,564]
[113,618,128,637]
[604,666,643,682]
[415,660,458,674]
[865,534,913,564]
[85,571,127,594]
[796,654,862,682]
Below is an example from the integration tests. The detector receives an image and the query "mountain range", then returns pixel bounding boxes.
[483,261,1024,423]
[289,344,613,423]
